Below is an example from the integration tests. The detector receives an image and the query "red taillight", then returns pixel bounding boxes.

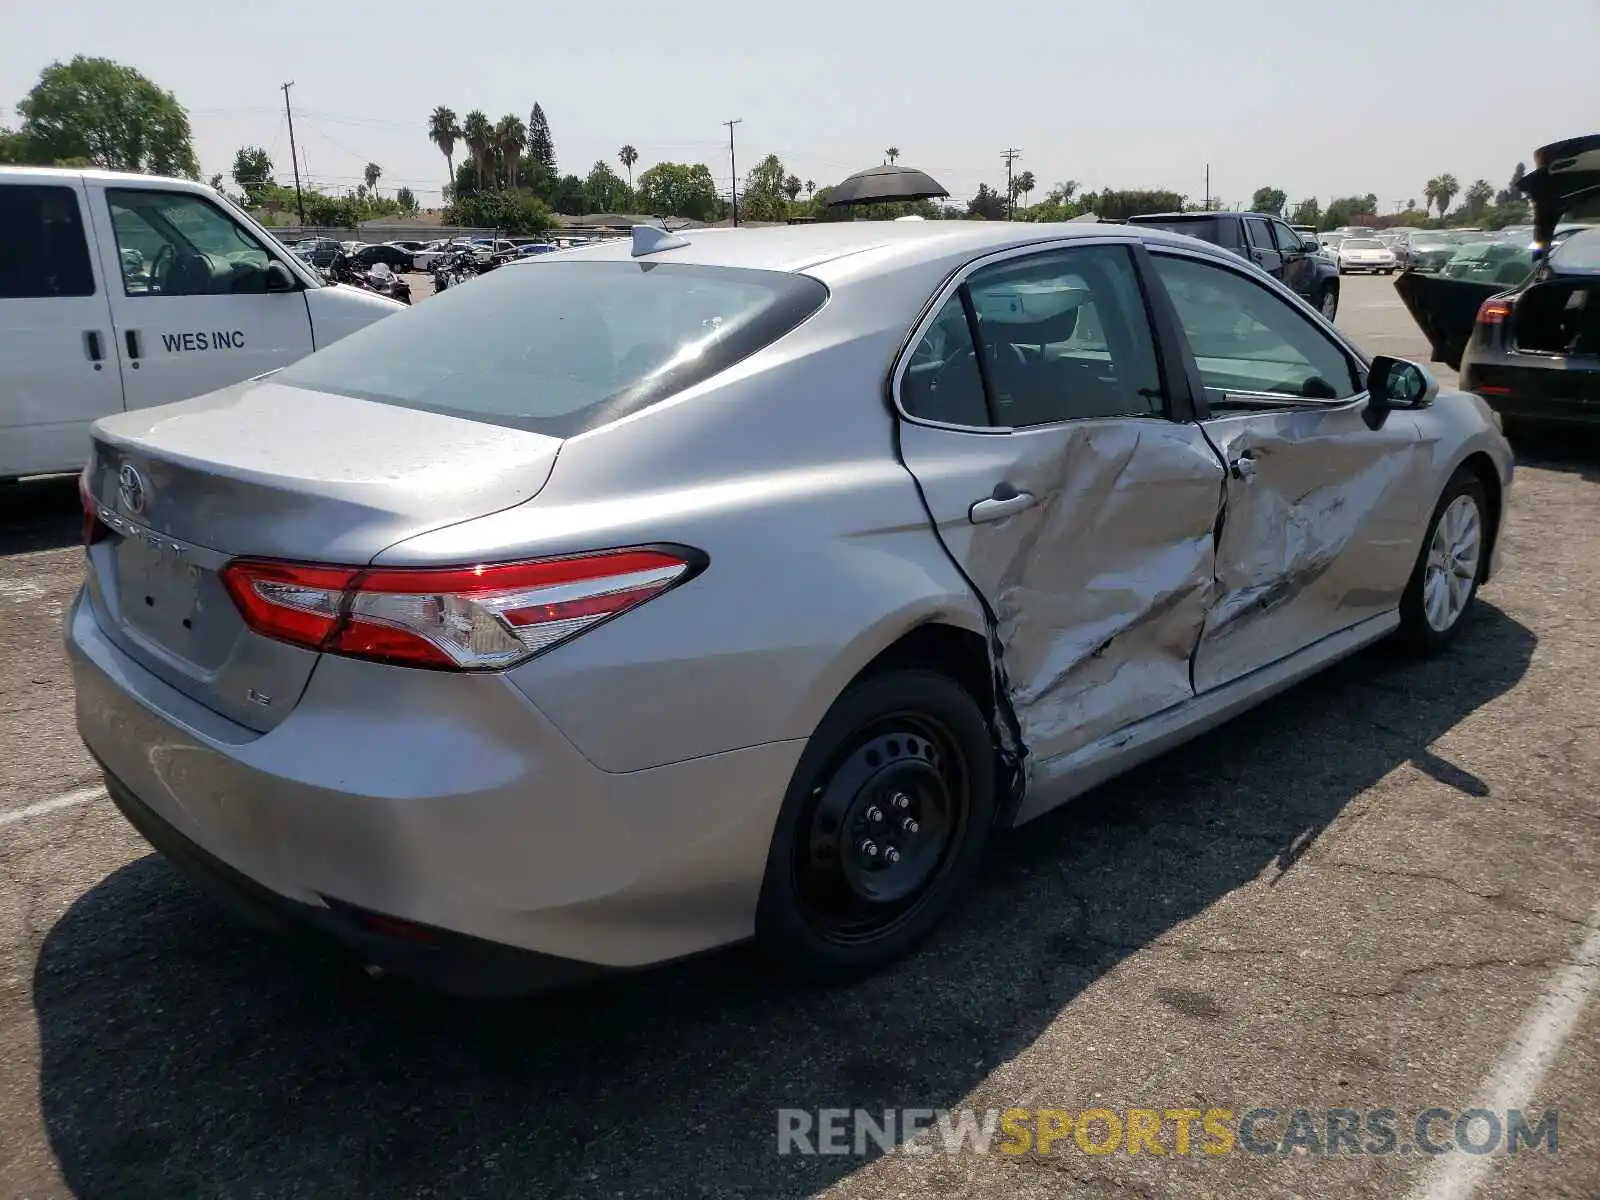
[78,471,107,547]
[1477,299,1513,326]
[220,548,698,670]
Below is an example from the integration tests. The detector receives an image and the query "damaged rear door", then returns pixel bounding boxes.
[1144,249,1432,692]
[894,240,1225,770]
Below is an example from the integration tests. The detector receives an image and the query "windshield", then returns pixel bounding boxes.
[1343,239,1382,249]
[276,260,829,438]
[1127,220,1223,245]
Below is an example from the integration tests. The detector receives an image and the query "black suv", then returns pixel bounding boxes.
[1125,211,1341,322]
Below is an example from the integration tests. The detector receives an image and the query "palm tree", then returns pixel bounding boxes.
[618,144,638,189]
[1014,170,1036,209]
[805,179,815,199]
[462,110,493,191]
[428,107,460,191]
[1435,173,1460,219]
[363,162,381,195]
[1423,177,1442,217]
[1049,180,1079,204]
[496,114,527,189]
[783,174,802,203]
[885,146,900,165]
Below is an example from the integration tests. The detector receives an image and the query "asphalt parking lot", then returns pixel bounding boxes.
[1,273,1597,1200]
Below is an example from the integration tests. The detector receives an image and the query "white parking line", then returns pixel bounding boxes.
[0,784,106,827]
[1407,898,1600,1200]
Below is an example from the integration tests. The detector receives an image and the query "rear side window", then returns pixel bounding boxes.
[1133,219,1226,247]
[0,184,95,298]
[276,260,828,438]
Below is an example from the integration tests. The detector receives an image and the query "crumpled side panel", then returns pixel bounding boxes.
[1193,408,1430,692]
[974,420,1225,766]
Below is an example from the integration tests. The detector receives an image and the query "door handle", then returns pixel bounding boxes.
[969,488,1037,524]
[1230,450,1258,479]
[124,329,142,367]
[84,330,103,364]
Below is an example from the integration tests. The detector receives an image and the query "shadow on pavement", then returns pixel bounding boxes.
[0,476,81,556]
[1510,424,1600,482]
[34,605,1536,1199]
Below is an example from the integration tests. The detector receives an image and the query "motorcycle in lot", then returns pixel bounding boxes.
[433,248,479,294]
[324,252,412,304]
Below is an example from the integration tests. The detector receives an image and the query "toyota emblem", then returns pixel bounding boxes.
[117,464,147,515]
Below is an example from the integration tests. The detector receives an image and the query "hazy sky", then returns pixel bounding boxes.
[3,0,1597,211]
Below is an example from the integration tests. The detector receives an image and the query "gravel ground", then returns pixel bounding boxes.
[0,273,1596,1200]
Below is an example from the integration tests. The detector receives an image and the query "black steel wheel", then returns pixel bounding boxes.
[756,668,995,979]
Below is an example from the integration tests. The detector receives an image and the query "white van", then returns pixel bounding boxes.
[0,167,404,481]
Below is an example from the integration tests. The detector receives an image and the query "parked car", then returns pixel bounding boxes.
[1394,230,1461,271]
[1449,229,1600,430]
[351,243,416,272]
[291,237,343,269]
[1124,210,1341,319]
[515,242,557,257]
[386,240,428,253]
[69,219,1512,995]
[412,240,492,270]
[1438,240,1534,284]
[0,167,402,482]
[1396,133,1600,394]
[1337,237,1399,274]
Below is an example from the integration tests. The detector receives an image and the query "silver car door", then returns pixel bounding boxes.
[1145,248,1434,693]
[895,240,1226,773]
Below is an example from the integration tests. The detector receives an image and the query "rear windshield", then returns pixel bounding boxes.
[1343,239,1382,249]
[1549,228,1600,272]
[276,260,828,437]
[1129,219,1226,246]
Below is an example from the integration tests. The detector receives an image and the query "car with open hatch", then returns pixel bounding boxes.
[68,217,1512,995]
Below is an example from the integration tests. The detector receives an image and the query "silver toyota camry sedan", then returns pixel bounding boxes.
[68,220,1513,994]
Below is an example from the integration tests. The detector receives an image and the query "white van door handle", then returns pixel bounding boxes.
[970,488,1037,524]
[84,331,103,365]
[124,329,142,367]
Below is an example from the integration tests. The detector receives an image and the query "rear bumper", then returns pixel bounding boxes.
[1464,360,1600,426]
[66,588,803,986]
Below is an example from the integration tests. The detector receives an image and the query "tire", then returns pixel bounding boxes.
[1397,468,1489,654]
[1317,286,1339,322]
[754,668,996,981]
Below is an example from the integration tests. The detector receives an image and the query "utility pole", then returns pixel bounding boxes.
[281,82,305,225]
[724,119,742,226]
[1002,148,1021,219]
[1204,164,1210,211]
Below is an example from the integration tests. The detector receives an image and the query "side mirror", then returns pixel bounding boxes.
[264,260,298,292]
[1363,355,1438,429]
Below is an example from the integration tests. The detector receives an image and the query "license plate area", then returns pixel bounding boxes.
[112,532,221,667]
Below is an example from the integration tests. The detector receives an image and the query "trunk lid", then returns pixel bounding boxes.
[1521,135,1600,250]
[1393,270,1502,371]
[84,378,561,731]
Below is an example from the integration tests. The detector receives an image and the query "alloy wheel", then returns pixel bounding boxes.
[1422,493,1483,632]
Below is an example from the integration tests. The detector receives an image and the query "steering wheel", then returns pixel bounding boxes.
[150,243,174,293]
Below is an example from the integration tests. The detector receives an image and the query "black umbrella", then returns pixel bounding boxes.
[825,164,950,207]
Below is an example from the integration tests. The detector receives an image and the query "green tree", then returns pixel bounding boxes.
[1289,197,1321,227]
[583,160,631,213]
[396,186,418,213]
[636,161,721,220]
[551,173,585,215]
[783,174,802,203]
[363,162,382,195]
[885,146,900,165]
[496,114,527,190]
[445,188,552,235]
[231,146,274,205]
[1324,194,1379,228]
[804,179,815,199]
[1047,180,1079,204]
[0,127,30,163]
[740,154,790,221]
[618,144,638,189]
[461,110,492,191]
[1250,186,1287,216]
[1011,169,1036,211]
[528,103,556,175]
[967,183,1007,220]
[1087,189,1184,221]
[1462,178,1494,221]
[428,107,460,191]
[18,56,198,176]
